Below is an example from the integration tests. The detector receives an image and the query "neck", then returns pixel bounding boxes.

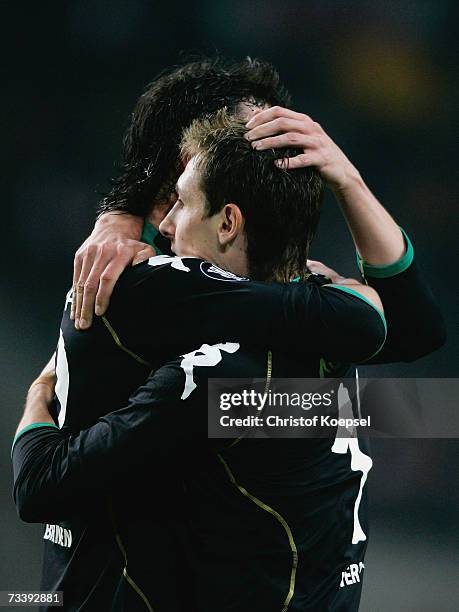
[174,237,249,277]
[212,242,248,278]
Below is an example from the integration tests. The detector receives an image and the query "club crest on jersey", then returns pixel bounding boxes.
[200,261,249,282]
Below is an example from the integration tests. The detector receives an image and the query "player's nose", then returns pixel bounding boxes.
[159,211,175,240]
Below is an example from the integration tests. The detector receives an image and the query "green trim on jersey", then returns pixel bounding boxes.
[325,284,387,361]
[319,358,337,379]
[326,284,387,332]
[141,221,163,254]
[12,422,58,455]
[356,228,414,278]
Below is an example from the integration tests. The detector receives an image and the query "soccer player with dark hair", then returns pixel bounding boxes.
[12,56,299,611]
[98,56,290,219]
[13,105,444,610]
[71,54,291,327]
[10,56,380,611]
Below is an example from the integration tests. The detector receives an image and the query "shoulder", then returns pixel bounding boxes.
[110,256,205,300]
[113,256,253,299]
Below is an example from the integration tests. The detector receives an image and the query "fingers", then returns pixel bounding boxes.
[246,117,307,142]
[246,106,310,130]
[71,238,90,320]
[307,259,346,284]
[306,259,325,273]
[74,244,99,328]
[77,245,117,328]
[244,108,324,169]
[307,259,340,277]
[93,245,137,318]
[246,106,352,190]
[307,259,331,276]
[252,132,319,152]
[275,153,320,170]
[71,214,146,328]
[73,237,150,329]
[132,245,156,266]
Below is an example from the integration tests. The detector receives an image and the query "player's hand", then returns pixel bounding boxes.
[245,106,360,191]
[307,259,345,283]
[72,213,156,330]
[307,259,361,287]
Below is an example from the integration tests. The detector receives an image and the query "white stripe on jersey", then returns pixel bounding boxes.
[55,329,70,428]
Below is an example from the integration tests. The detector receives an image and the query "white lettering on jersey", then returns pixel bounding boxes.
[64,287,73,311]
[55,330,70,428]
[332,382,372,544]
[43,524,73,548]
[147,255,191,273]
[340,561,365,587]
[200,261,249,282]
[180,343,240,400]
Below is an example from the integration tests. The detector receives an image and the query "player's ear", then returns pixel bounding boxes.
[217,203,245,247]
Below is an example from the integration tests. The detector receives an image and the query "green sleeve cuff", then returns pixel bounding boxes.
[325,284,387,361]
[356,228,414,279]
[141,221,163,254]
[12,422,59,455]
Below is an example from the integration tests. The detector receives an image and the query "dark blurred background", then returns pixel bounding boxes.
[2,1,458,610]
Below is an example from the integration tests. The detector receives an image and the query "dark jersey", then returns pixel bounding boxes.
[12,232,445,611]
[14,347,369,612]
[13,254,386,611]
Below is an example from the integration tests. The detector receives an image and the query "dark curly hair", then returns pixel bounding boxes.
[98,56,290,217]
